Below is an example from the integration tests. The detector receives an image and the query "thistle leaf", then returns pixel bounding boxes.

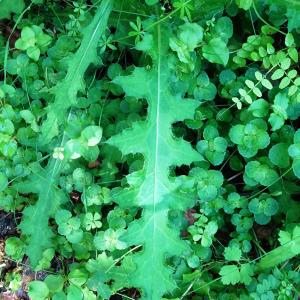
[16,161,67,266]
[40,0,113,145]
[107,27,203,299]
[15,0,113,266]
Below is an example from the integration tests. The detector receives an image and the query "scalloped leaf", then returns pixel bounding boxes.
[107,28,203,298]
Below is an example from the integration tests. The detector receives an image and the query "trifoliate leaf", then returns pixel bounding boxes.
[244,161,278,187]
[229,120,270,158]
[193,168,224,201]
[249,196,279,225]
[94,229,127,252]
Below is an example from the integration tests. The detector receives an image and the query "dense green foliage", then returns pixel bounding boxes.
[1,0,300,299]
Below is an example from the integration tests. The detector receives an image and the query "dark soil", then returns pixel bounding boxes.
[0,212,18,239]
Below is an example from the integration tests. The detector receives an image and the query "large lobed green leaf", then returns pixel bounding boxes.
[108,26,203,299]
[15,0,113,267]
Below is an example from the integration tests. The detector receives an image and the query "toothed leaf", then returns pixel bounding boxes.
[107,28,203,299]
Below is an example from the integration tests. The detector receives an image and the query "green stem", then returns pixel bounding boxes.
[252,1,286,36]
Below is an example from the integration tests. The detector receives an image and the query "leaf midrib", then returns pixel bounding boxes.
[151,19,161,262]
[66,1,111,83]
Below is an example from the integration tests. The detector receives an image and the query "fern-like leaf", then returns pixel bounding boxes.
[16,0,113,266]
[108,28,203,299]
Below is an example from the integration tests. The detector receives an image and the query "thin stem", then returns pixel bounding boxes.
[246,166,293,201]
[105,245,142,273]
[252,1,286,36]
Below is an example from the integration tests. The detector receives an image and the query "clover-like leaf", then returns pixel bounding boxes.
[231,211,253,233]
[84,212,102,231]
[244,161,279,187]
[15,26,52,61]
[193,72,217,101]
[94,228,127,252]
[191,168,224,202]
[197,125,227,166]
[224,192,247,214]
[55,209,83,244]
[248,195,279,225]
[229,119,270,158]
